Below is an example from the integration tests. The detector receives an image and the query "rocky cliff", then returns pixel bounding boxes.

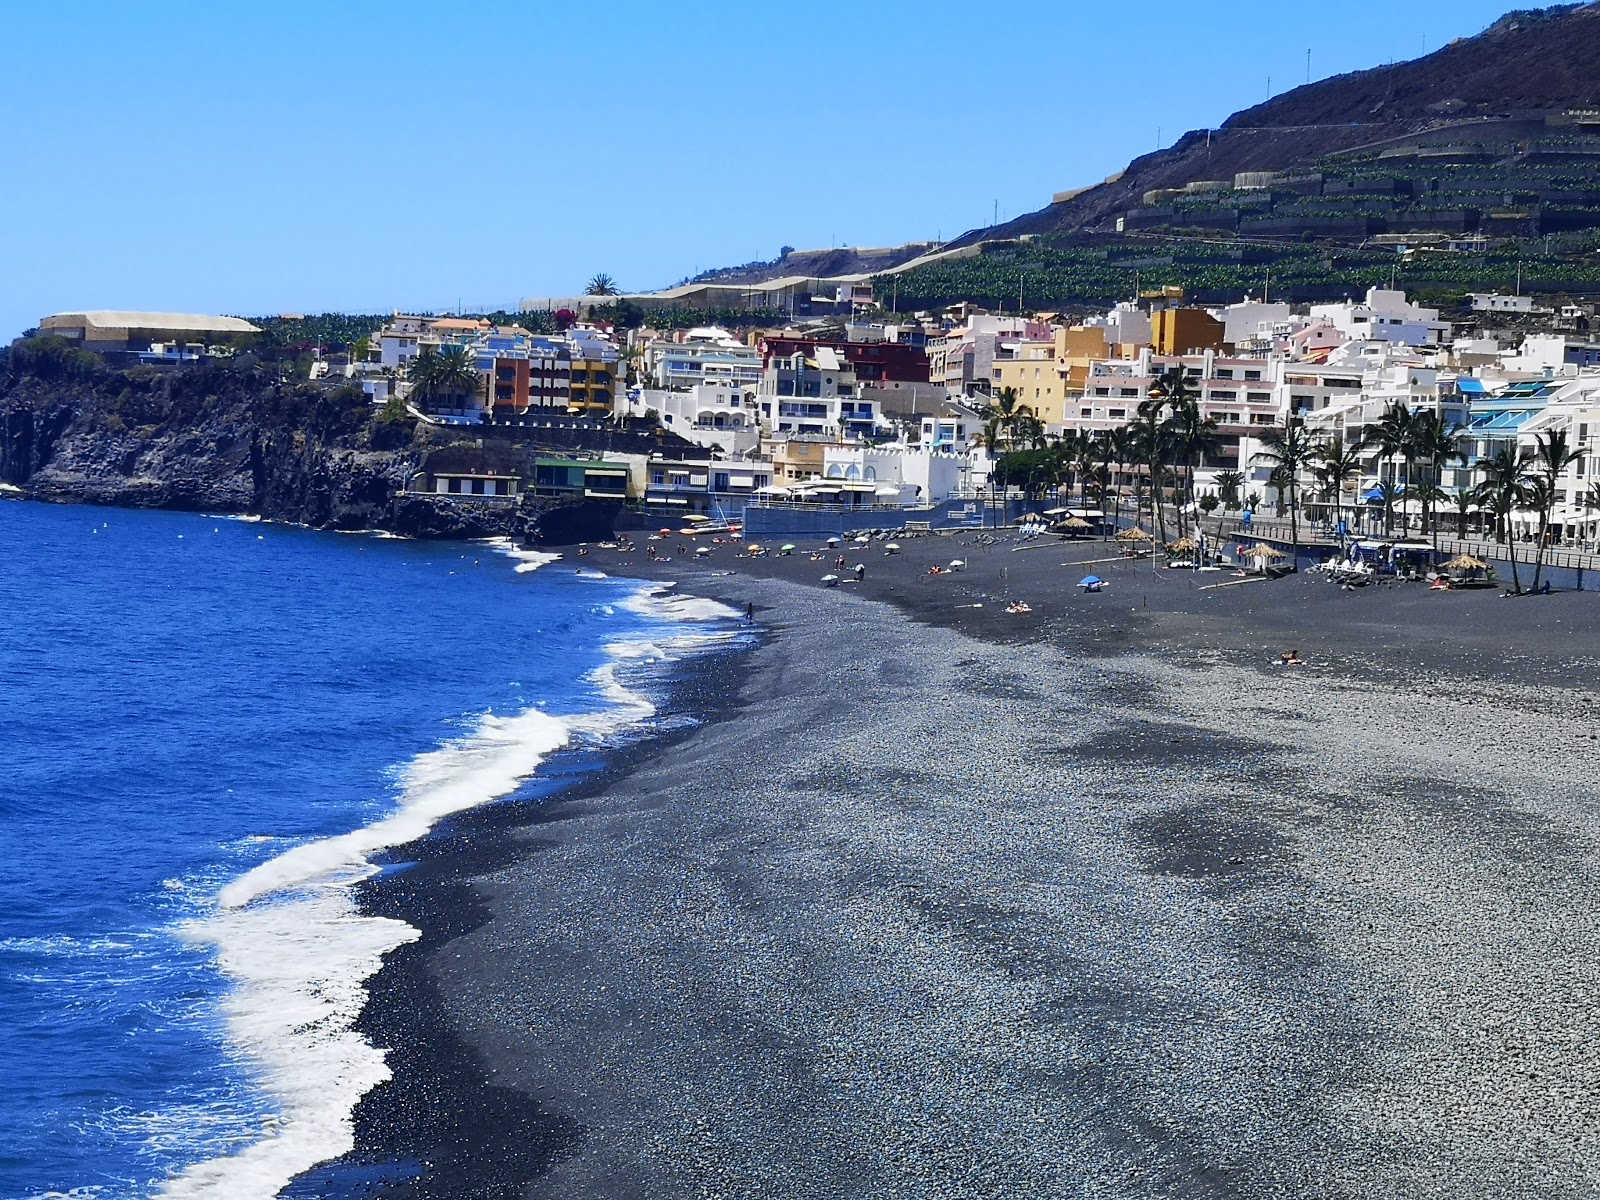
[0,340,609,542]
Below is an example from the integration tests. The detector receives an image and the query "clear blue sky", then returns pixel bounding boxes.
[0,0,1524,339]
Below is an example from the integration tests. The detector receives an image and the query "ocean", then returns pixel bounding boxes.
[0,500,742,1200]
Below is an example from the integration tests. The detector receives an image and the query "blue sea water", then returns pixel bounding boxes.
[0,501,739,1200]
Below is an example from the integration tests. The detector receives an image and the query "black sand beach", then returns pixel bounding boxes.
[309,529,1600,1199]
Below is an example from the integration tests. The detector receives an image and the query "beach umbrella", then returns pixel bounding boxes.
[1243,544,1287,560]
[780,543,797,554]
[1445,554,1488,570]
[825,536,841,546]
[1166,537,1198,554]
[1116,527,1153,542]
[1078,575,1105,590]
[1063,516,1091,531]
[949,559,965,570]
[885,542,902,553]
[695,546,711,556]
[659,528,673,536]
[821,574,840,587]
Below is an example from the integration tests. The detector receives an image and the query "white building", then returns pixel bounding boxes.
[1308,287,1450,348]
[819,445,966,504]
[627,384,761,455]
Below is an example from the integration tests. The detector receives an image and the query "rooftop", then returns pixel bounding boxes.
[40,311,260,335]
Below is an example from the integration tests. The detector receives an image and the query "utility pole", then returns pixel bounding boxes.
[993,198,999,227]
[1306,49,1312,84]
[1266,76,1272,99]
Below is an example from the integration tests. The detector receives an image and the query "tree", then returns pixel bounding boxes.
[1409,481,1447,547]
[978,387,1034,447]
[586,274,620,296]
[1213,469,1244,513]
[1128,402,1174,542]
[1163,398,1220,539]
[1313,435,1363,539]
[1477,446,1533,593]
[1362,402,1416,535]
[1253,419,1319,558]
[1530,428,1582,589]
[1451,486,1477,538]
[1408,411,1467,546]
[408,345,480,408]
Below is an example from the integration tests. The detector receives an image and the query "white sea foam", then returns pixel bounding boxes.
[164,580,742,1198]
[481,536,562,573]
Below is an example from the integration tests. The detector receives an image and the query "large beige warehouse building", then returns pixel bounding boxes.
[38,311,260,352]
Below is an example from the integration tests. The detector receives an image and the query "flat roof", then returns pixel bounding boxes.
[40,311,260,335]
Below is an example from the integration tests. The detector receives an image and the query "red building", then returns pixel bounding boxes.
[759,336,929,384]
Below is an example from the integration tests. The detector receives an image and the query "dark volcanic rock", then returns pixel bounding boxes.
[0,347,614,544]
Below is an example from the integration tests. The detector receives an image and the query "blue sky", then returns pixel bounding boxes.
[0,0,1524,338]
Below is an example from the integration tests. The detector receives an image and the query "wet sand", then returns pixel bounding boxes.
[310,529,1600,1199]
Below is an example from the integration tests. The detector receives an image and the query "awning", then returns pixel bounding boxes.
[646,494,691,505]
[729,474,756,488]
[585,469,629,479]
[689,474,708,485]
[874,485,901,497]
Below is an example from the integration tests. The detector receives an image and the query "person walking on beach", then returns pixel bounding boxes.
[855,563,866,582]
[745,601,754,623]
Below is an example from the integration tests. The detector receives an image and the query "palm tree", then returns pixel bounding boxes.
[1213,469,1244,513]
[407,345,481,409]
[1478,445,1533,593]
[1253,419,1319,559]
[1531,429,1582,589]
[1362,402,1416,535]
[1164,398,1221,539]
[1313,435,1363,540]
[1129,401,1173,542]
[1409,411,1466,545]
[1408,481,1446,547]
[1451,486,1477,539]
[586,273,620,296]
[979,386,1034,446]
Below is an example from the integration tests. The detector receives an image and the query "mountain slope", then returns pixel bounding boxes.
[960,2,1600,245]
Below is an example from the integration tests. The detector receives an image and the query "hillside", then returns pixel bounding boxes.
[968,2,1600,244]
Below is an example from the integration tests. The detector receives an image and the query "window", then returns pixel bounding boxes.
[1109,408,1126,419]
[1094,387,1111,397]
[1214,368,1233,379]
[1248,392,1271,403]
[1244,370,1262,381]
[1210,390,1237,401]
[1081,407,1092,418]
[1119,387,1139,397]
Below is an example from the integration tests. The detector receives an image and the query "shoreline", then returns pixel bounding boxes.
[298,531,1600,1198]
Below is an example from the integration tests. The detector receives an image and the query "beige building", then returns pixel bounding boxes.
[991,339,1068,425]
[38,310,260,353]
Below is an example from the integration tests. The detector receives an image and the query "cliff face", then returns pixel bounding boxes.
[0,349,606,542]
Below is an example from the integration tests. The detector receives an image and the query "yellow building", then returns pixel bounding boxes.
[1151,308,1227,356]
[567,354,619,414]
[991,340,1068,425]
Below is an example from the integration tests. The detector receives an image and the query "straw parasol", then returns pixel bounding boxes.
[1116,527,1154,543]
[1166,537,1198,554]
[1063,516,1092,531]
[1243,544,1287,560]
[1445,554,1488,571]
